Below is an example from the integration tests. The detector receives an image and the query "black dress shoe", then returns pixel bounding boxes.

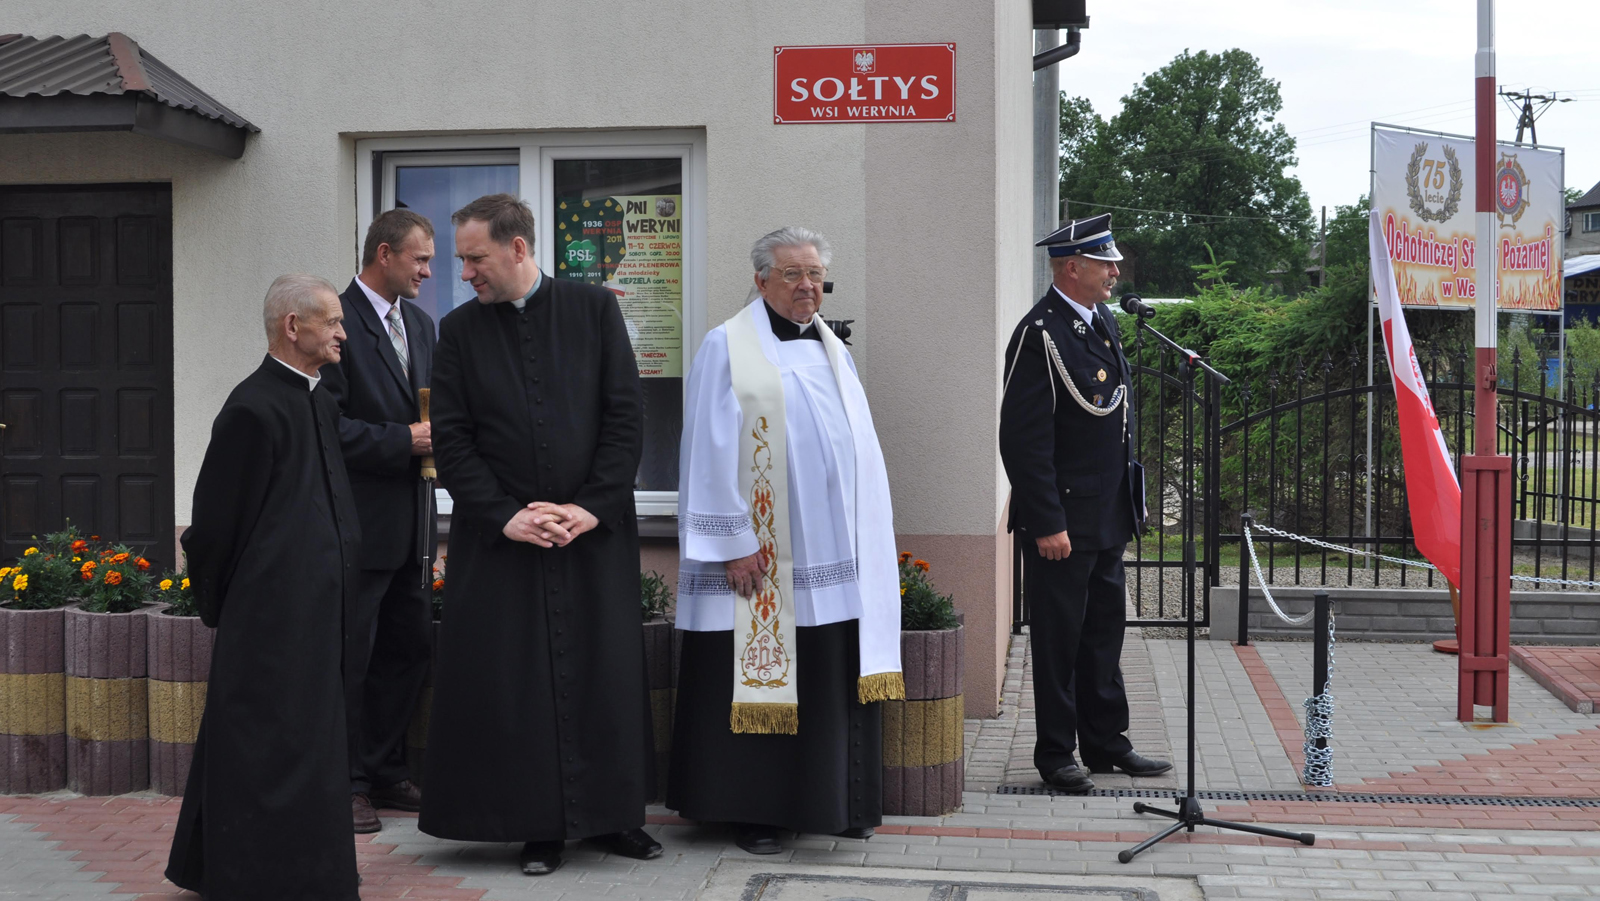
[597,827,663,860]
[1086,750,1173,777]
[519,840,564,876]
[1042,764,1095,794]
[369,779,423,812]
[735,823,783,855]
[351,793,381,834]
[835,827,874,840]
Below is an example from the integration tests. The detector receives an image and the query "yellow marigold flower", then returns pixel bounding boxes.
[159,579,174,591]
[73,556,81,562]
[0,567,10,579]
[24,547,38,556]
[12,574,27,591]
[181,578,191,590]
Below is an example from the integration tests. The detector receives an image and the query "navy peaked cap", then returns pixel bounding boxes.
[1036,213,1123,261]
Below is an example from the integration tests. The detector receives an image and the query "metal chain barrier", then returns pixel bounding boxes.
[1246,521,1600,589]
[1301,615,1335,787]
[1242,523,1315,625]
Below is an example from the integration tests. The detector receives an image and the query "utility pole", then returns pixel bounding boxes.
[1460,0,1512,724]
[1319,206,1327,287]
[1499,88,1571,146]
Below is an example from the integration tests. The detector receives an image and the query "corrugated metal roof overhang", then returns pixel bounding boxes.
[0,33,257,159]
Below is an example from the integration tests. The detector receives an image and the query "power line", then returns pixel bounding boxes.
[1063,199,1303,223]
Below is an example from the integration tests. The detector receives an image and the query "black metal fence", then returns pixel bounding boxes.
[1012,339,1600,634]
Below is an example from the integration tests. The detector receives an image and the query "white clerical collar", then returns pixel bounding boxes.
[1051,285,1096,324]
[270,354,321,391]
[511,271,544,310]
[355,274,398,321]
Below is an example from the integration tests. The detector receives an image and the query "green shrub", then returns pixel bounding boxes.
[2,526,92,610]
[156,567,198,617]
[898,554,959,631]
[641,570,673,620]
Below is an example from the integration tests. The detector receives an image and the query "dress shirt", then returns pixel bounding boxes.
[1051,285,1098,326]
[355,275,407,348]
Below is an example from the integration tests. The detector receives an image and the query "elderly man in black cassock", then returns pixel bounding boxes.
[419,194,659,877]
[166,274,361,901]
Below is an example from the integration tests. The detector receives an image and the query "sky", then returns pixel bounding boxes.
[1053,0,1600,219]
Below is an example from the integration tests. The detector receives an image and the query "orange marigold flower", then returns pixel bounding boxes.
[109,552,130,564]
[432,579,445,591]
[89,535,100,541]
[71,539,89,552]
[104,570,123,585]
[80,560,97,572]
[914,559,930,572]
[899,552,913,563]
[135,557,150,571]
[81,570,93,581]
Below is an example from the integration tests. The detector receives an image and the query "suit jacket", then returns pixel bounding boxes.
[999,289,1144,551]
[320,278,438,571]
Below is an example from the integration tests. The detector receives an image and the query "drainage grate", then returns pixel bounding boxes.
[994,785,1600,808]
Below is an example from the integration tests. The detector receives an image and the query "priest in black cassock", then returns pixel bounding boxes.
[166,274,361,901]
[418,194,659,877]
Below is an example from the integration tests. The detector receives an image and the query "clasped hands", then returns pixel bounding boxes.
[503,501,598,548]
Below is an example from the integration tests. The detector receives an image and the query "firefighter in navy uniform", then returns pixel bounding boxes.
[998,214,1172,793]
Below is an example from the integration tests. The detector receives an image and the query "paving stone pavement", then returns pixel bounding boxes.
[10,633,1600,900]
[1253,639,1600,787]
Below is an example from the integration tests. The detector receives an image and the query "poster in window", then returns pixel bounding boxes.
[555,194,683,377]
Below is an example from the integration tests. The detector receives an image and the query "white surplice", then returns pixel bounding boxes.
[676,324,864,629]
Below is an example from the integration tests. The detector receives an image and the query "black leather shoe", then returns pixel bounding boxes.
[735,823,783,855]
[1042,764,1095,794]
[835,827,874,840]
[351,793,381,834]
[1086,750,1173,777]
[597,828,663,860]
[519,841,564,876]
[369,779,422,812]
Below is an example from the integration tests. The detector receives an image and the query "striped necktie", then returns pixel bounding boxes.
[387,304,409,378]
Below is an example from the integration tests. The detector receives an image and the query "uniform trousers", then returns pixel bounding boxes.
[1025,540,1134,775]
[344,562,432,794]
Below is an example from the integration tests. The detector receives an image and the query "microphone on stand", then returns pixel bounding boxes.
[1120,292,1157,319]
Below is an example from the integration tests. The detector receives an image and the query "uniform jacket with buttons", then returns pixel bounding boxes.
[999,289,1144,551]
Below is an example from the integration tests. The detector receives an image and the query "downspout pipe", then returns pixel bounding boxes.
[1033,27,1081,70]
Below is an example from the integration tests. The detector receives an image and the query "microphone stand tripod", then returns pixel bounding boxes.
[1117,315,1314,863]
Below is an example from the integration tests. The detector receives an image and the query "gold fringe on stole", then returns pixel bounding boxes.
[858,671,906,704]
[730,702,799,735]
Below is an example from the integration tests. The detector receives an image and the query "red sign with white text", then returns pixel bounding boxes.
[773,43,956,124]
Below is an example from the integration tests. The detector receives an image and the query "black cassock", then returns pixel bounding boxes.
[998,290,1144,776]
[166,357,359,901]
[419,275,653,842]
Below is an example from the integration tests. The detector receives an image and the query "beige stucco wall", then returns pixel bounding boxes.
[2,0,1033,715]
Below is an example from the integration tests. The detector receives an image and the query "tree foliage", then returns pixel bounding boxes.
[1060,49,1312,295]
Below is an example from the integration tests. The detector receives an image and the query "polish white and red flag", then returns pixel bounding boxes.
[1369,213,1462,588]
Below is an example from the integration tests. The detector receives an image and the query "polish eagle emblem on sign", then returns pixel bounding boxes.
[1494,152,1531,228]
[853,48,876,73]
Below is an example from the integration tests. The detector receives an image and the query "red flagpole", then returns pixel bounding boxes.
[1459,0,1512,723]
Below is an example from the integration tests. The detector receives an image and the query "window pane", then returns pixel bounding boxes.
[394,163,520,322]
[552,158,684,492]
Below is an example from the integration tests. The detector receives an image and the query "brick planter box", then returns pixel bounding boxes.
[882,625,964,816]
[642,616,677,801]
[0,604,68,793]
[146,609,213,795]
[64,605,151,795]
[405,619,440,786]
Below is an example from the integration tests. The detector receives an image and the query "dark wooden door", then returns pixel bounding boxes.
[0,184,175,568]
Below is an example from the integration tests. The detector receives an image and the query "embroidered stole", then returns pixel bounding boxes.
[725,307,799,733]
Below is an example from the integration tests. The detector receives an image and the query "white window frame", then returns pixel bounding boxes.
[354,130,709,519]
[1585,211,1600,233]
